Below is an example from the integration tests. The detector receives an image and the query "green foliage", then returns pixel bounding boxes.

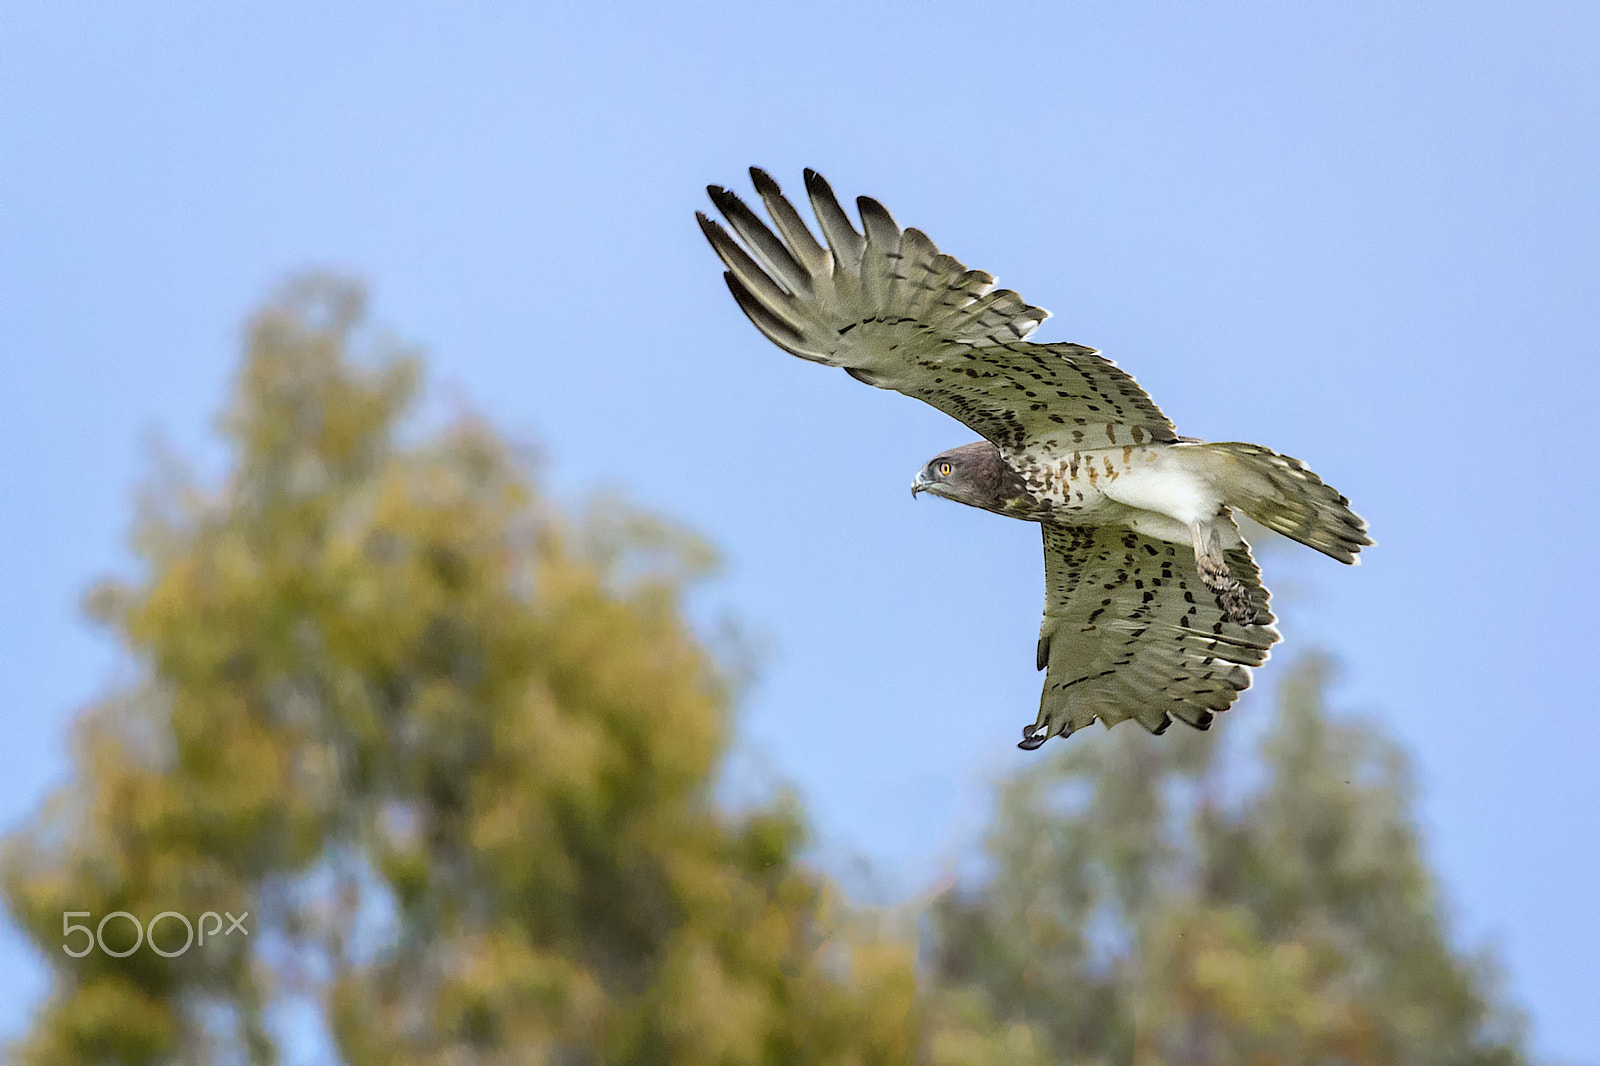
[1,279,918,1065]
[2,278,1537,1065]
[924,659,1531,1066]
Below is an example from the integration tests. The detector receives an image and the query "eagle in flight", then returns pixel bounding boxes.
[698,170,1370,749]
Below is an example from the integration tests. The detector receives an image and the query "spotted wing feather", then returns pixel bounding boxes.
[1026,522,1280,746]
[700,169,1179,452]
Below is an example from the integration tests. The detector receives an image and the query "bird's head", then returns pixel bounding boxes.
[912,441,1034,517]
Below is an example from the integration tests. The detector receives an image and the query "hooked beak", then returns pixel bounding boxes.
[911,470,933,498]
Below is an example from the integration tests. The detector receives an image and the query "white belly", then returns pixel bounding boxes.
[1025,444,1226,546]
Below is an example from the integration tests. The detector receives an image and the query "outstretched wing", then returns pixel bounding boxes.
[699,169,1178,453]
[1023,522,1280,748]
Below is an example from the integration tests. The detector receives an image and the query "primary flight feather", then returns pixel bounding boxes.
[698,169,1370,749]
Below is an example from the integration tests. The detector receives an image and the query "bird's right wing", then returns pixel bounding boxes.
[698,169,1179,453]
[1022,522,1280,749]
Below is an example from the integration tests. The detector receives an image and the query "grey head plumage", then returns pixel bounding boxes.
[912,441,1040,520]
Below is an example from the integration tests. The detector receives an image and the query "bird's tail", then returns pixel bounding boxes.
[1191,442,1372,563]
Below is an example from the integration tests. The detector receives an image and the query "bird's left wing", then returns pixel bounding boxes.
[699,169,1178,452]
[1022,522,1280,749]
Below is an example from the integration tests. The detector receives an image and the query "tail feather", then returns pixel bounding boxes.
[1198,443,1372,564]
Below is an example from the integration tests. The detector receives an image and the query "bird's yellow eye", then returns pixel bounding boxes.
[938,462,953,477]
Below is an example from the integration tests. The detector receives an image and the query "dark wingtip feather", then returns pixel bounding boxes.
[706,182,813,295]
[804,169,864,264]
[803,168,841,206]
[705,184,743,215]
[722,272,805,352]
[748,167,829,273]
[856,195,899,231]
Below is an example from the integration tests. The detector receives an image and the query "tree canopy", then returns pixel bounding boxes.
[925,660,1529,1065]
[3,279,1535,1065]
[2,280,917,1064]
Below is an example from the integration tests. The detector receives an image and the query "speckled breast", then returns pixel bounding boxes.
[1002,445,1166,522]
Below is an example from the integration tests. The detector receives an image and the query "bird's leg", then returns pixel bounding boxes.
[1019,719,1068,751]
[1191,520,1256,626]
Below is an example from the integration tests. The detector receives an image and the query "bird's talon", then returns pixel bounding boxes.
[1018,723,1050,751]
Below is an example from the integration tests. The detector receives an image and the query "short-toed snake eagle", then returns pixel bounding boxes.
[699,169,1370,749]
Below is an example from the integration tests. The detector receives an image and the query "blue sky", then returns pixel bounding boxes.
[2,3,1597,1060]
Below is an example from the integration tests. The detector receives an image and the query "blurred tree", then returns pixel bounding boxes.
[924,657,1533,1066]
[1,278,919,1065]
